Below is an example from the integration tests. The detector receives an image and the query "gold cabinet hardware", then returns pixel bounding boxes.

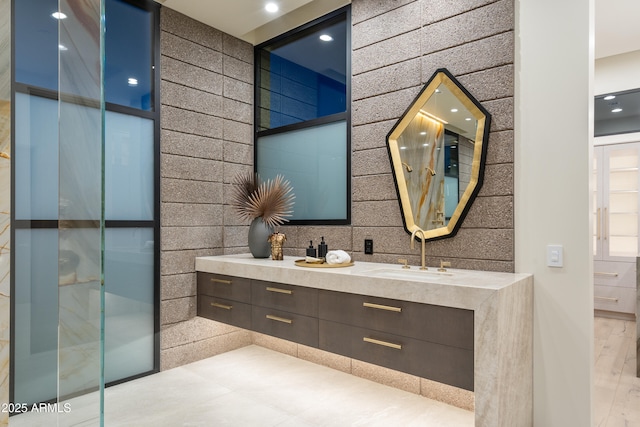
[363,337,402,350]
[594,272,619,277]
[266,314,292,324]
[438,260,451,272]
[398,258,410,269]
[595,296,619,303]
[211,302,232,310]
[266,286,293,295]
[210,278,232,284]
[363,302,402,313]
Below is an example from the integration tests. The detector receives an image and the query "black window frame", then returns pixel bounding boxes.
[254,5,352,226]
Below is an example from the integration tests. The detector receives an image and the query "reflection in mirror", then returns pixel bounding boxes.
[387,68,491,240]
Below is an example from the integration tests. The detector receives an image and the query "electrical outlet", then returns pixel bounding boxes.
[364,239,373,255]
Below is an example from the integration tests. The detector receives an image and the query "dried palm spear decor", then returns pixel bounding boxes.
[230,172,295,228]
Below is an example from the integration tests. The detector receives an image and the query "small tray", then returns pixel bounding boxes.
[294,259,354,268]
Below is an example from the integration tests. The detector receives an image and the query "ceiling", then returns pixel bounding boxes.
[156,0,640,58]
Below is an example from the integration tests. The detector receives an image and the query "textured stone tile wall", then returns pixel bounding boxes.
[343,0,515,272]
[159,8,254,369]
[158,0,515,370]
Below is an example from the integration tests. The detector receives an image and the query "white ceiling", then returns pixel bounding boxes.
[156,0,640,58]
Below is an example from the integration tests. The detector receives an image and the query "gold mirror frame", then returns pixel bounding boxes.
[386,68,491,240]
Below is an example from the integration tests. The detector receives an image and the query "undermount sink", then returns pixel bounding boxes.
[363,268,453,281]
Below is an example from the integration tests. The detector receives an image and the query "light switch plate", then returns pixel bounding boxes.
[546,244,563,268]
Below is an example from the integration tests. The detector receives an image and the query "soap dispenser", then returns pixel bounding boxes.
[306,241,317,257]
[318,236,328,258]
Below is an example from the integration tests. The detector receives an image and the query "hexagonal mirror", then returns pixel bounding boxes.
[386,68,491,240]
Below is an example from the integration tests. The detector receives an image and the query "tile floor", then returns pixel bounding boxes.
[11,316,640,426]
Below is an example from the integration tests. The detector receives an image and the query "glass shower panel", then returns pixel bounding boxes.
[13,229,59,408]
[58,0,104,424]
[104,227,154,382]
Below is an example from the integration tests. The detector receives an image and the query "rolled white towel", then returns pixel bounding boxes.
[325,250,351,265]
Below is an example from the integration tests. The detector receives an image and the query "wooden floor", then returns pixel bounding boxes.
[594,316,640,426]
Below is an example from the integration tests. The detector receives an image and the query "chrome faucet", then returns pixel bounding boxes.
[410,228,427,270]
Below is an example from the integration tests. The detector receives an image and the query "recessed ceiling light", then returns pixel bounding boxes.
[400,146,407,150]
[423,143,429,147]
[128,77,138,86]
[420,131,427,135]
[58,44,68,51]
[611,108,622,113]
[52,11,67,19]
[450,108,458,113]
[465,117,472,121]
[319,34,333,42]
[604,95,616,101]
[265,2,278,13]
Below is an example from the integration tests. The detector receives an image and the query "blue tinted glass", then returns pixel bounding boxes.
[105,0,153,110]
[15,0,153,111]
[15,0,59,90]
[258,16,347,130]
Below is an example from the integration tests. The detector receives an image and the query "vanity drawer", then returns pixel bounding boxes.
[593,261,636,288]
[252,306,319,348]
[197,272,251,303]
[197,295,252,329]
[252,281,318,317]
[319,320,473,391]
[594,285,636,314]
[318,290,473,350]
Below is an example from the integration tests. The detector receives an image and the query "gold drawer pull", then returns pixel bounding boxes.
[595,296,619,303]
[363,337,402,350]
[363,302,402,313]
[266,314,292,324]
[211,302,232,310]
[210,278,232,284]
[266,286,293,295]
[594,272,619,277]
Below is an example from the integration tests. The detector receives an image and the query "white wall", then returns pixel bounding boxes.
[515,0,594,426]
[595,49,640,95]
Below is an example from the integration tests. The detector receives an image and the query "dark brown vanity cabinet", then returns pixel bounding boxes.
[251,281,319,348]
[318,291,474,391]
[196,273,474,391]
[197,272,252,329]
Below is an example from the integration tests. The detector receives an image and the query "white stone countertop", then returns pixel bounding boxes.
[196,254,532,311]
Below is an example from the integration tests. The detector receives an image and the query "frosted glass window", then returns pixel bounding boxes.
[14,93,59,220]
[105,112,154,220]
[13,229,59,405]
[104,228,154,382]
[59,101,102,221]
[257,121,347,221]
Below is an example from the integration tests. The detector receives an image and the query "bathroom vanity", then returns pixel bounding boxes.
[195,254,533,427]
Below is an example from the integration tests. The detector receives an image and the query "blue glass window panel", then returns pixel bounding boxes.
[105,112,154,220]
[14,93,59,220]
[13,229,59,405]
[14,0,58,90]
[257,120,347,220]
[257,17,347,131]
[15,0,153,111]
[105,0,153,110]
[104,228,154,382]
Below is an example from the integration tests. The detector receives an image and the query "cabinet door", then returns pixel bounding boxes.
[602,142,640,261]
[594,142,640,262]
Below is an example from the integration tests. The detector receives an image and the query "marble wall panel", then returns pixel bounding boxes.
[0,0,9,424]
